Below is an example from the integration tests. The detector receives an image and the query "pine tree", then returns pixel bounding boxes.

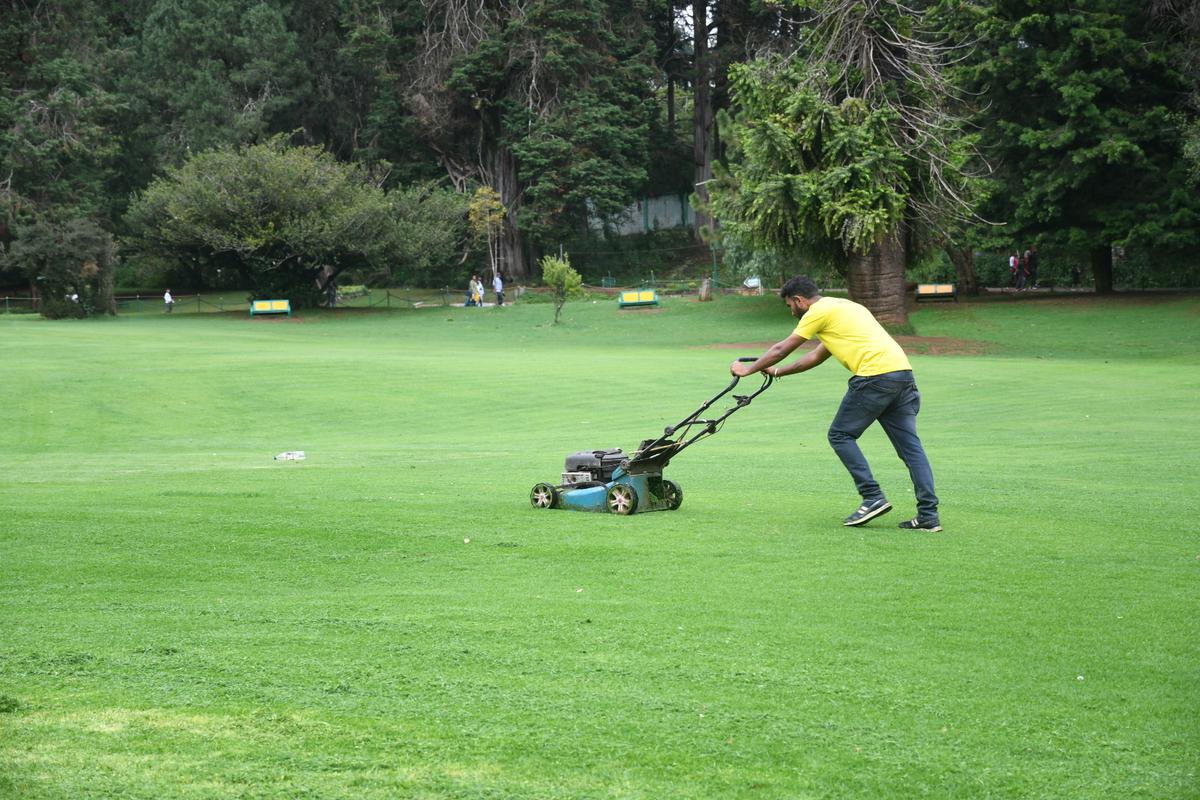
[973,0,1200,291]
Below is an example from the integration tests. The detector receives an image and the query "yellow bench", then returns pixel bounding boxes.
[250,299,292,316]
[915,283,956,302]
[618,289,659,308]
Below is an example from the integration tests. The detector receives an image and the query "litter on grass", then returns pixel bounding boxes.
[274,451,306,461]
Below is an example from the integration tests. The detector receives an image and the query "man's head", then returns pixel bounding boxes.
[779,275,821,318]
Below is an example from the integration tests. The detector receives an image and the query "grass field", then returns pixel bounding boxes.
[2,293,1198,799]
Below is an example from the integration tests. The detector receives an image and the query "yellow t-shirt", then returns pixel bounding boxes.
[793,297,911,376]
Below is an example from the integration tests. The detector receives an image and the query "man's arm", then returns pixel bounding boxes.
[774,341,833,376]
[730,334,808,377]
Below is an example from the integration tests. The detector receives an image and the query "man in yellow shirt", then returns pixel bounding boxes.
[730,275,941,531]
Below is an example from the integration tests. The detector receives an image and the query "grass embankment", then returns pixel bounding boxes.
[1,294,1197,798]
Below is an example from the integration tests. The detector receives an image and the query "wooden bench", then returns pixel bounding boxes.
[617,289,660,308]
[250,299,292,316]
[915,283,957,302]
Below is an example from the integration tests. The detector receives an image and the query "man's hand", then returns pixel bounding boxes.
[730,360,755,377]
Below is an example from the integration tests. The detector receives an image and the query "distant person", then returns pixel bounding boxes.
[1015,253,1028,291]
[470,274,484,307]
[1028,246,1040,289]
[493,272,505,306]
[1071,264,1082,287]
[1009,252,1019,288]
[164,289,174,313]
[730,274,941,531]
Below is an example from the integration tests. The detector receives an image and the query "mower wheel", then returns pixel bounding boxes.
[662,480,683,511]
[530,482,560,509]
[606,484,638,515]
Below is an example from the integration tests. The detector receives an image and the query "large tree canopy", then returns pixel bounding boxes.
[972,0,1200,291]
[127,137,464,306]
[711,0,981,324]
[405,0,656,279]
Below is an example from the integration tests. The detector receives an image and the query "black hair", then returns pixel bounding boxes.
[779,275,820,299]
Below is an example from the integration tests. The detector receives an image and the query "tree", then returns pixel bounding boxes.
[404,0,656,280]
[120,0,306,169]
[711,0,980,324]
[126,136,422,307]
[973,0,1200,292]
[540,253,583,324]
[0,0,126,295]
[1151,0,1200,179]
[3,217,117,318]
[468,186,506,281]
[386,181,471,288]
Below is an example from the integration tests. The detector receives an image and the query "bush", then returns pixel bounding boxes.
[540,254,584,324]
[2,217,117,317]
[127,136,467,306]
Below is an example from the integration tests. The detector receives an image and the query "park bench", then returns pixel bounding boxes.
[915,283,957,302]
[618,289,660,308]
[250,299,292,317]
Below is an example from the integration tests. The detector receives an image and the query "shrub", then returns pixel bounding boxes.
[540,254,584,324]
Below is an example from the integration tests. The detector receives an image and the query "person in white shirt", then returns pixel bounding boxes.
[164,289,174,313]
[493,272,505,306]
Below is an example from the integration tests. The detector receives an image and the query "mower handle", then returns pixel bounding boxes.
[626,361,775,472]
[736,356,758,362]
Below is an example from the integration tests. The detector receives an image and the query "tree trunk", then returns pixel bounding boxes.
[667,74,676,132]
[944,243,980,296]
[691,0,713,239]
[1091,244,1113,293]
[485,145,528,281]
[847,229,909,326]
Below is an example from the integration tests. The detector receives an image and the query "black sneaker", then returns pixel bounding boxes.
[843,499,892,527]
[898,518,943,532]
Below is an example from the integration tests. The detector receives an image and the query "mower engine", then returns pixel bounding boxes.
[561,449,626,486]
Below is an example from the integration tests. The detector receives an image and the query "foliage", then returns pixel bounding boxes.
[539,253,584,324]
[127,136,411,307]
[467,186,506,279]
[710,0,984,323]
[713,63,910,260]
[379,182,470,289]
[120,0,308,172]
[3,217,116,317]
[407,0,657,274]
[971,0,1200,288]
[0,0,127,300]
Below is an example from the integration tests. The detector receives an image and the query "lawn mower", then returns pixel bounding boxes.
[529,358,775,515]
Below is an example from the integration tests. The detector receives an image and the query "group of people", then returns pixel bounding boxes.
[1009,246,1039,290]
[466,272,506,307]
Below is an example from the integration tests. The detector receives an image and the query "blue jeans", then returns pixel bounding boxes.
[827,371,939,520]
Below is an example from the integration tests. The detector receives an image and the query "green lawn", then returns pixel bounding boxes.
[2,294,1198,799]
